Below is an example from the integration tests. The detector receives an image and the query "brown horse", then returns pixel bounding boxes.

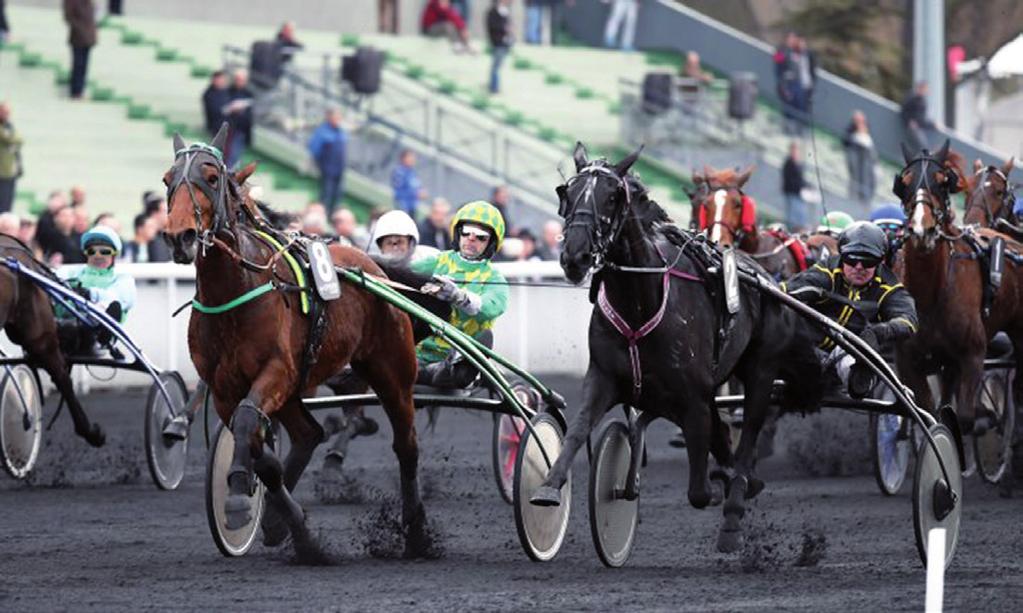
[802,231,838,267]
[894,141,1023,434]
[965,157,1016,228]
[0,235,106,448]
[690,165,804,279]
[162,126,431,558]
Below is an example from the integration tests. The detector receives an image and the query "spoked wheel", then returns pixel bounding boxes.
[589,420,639,568]
[913,423,963,569]
[205,423,266,557]
[869,383,913,496]
[0,365,43,480]
[973,368,1015,484]
[144,371,189,490]
[514,412,570,562]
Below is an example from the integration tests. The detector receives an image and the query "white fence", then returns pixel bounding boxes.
[3,262,593,391]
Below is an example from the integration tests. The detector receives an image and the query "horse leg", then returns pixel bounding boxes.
[355,358,431,558]
[957,351,987,434]
[718,370,773,553]
[707,404,734,506]
[623,410,656,501]
[30,343,105,447]
[896,344,935,412]
[681,398,714,509]
[530,365,618,507]
[260,397,325,547]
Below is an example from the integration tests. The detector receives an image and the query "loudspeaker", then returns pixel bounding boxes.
[341,47,384,95]
[641,72,673,115]
[250,40,282,89]
[728,72,757,120]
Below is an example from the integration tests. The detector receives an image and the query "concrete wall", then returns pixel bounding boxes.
[563,0,1023,181]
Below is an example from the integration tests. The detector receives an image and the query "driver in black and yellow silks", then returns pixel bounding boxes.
[782,221,918,398]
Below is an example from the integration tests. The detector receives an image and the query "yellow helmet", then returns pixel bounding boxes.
[449,200,506,251]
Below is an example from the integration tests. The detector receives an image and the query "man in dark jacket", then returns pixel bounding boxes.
[201,71,231,139]
[783,222,917,398]
[417,197,452,250]
[226,69,254,169]
[487,0,513,93]
[901,81,935,152]
[307,108,348,213]
[275,21,304,64]
[782,141,807,232]
[142,191,172,262]
[64,0,97,99]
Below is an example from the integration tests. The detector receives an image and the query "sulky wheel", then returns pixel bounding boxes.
[144,371,189,491]
[870,383,912,496]
[973,368,1015,484]
[913,423,963,569]
[513,412,570,562]
[0,365,43,480]
[492,381,536,504]
[589,420,639,568]
[205,423,266,557]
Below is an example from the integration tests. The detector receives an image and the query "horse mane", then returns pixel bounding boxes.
[252,199,295,231]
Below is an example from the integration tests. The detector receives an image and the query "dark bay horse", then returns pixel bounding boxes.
[894,141,1023,434]
[689,165,804,280]
[530,144,822,552]
[0,235,105,448]
[162,126,431,558]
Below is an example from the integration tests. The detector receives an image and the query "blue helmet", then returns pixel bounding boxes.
[80,225,123,254]
[868,203,906,227]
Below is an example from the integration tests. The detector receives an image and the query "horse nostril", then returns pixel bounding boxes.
[181,229,197,246]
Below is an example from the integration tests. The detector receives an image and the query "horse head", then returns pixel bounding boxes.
[162,123,257,264]
[556,142,642,284]
[965,156,1015,227]
[688,164,755,248]
[893,139,964,250]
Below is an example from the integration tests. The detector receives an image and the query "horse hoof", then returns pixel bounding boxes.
[355,416,379,437]
[83,424,106,448]
[529,485,562,507]
[972,414,994,437]
[261,505,288,548]
[717,528,743,553]
[709,481,725,507]
[322,414,345,437]
[224,494,252,530]
[321,451,345,477]
[745,477,765,500]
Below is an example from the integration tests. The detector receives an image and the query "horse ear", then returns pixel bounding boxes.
[973,158,984,173]
[614,146,643,176]
[172,133,185,155]
[233,161,257,186]
[211,122,229,153]
[691,171,703,185]
[736,164,756,188]
[573,142,589,172]
[935,138,951,162]
[1003,157,1015,176]
[900,142,915,165]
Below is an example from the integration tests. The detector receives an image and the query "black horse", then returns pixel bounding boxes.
[529,144,822,552]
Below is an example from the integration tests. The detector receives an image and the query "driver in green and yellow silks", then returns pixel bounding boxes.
[411,200,509,388]
[57,225,138,357]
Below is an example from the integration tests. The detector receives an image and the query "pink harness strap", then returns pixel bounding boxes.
[597,268,703,404]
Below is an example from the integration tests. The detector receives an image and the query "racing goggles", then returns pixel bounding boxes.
[460,227,491,241]
[841,253,881,269]
[85,247,116,257]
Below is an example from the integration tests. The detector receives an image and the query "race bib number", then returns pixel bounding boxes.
[308,241,341,300]
[723,247,740,314]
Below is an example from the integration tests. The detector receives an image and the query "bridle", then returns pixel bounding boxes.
[166,143,231,254]
[691,183,749,246]
[897,155,957,238]
[558,162,633,272]
[966,166,1013,227]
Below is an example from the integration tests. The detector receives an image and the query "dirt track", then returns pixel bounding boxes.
[1,378,1021,612]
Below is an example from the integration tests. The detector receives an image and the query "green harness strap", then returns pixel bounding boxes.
[254,230,310,315]
[191,281,276,314]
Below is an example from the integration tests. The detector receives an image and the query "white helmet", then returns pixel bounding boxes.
[368,210,419,259]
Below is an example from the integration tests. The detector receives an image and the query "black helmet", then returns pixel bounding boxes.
[838,221,887,261]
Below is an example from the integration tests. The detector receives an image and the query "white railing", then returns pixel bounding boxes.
[2,261,592,392]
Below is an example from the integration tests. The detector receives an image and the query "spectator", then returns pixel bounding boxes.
[0,101,22,214]
[142,191,172,262]
[524,0,552,45]
[19,218,40,255]
[70,184,87,209]
[421,0,474,53]
[72,204,91,246]
[537,219,562,261]
[0,0,9,44]
[63,0,97,100]
[93,212,122,236]
[331,208,368,249]
[451,0,471,24]
[774,32,802,135]
[121,213,159,263]
[782,141,808,232]
[35,190,68,250]
[793,36,816,122]
[603,0,639,52]
[901,81,935,153]
[302,210,329,236]
[489,185,513,232]
[225,69,254,169]
[378,0,398,33]
[682,51,712,84]
[391,149,424,218]
[0,211,17,236]
[514,228,541,262]
[202,71,231,139]
[418,197,452,250]
[487,0,513,94]
[43,205,83,265]
[842,110,877,206]
[107,0,122,17]
[275,21,304,63]
[307,108,348,214]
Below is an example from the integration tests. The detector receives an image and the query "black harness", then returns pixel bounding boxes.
[558,162,634,274]
[894,153,960,232]
[166,143,232,250]
[967,166,1017,227]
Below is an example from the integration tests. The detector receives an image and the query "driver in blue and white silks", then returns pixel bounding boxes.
[56,225,137,357]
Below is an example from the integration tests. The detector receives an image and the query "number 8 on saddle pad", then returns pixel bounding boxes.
[308,240,341,301]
